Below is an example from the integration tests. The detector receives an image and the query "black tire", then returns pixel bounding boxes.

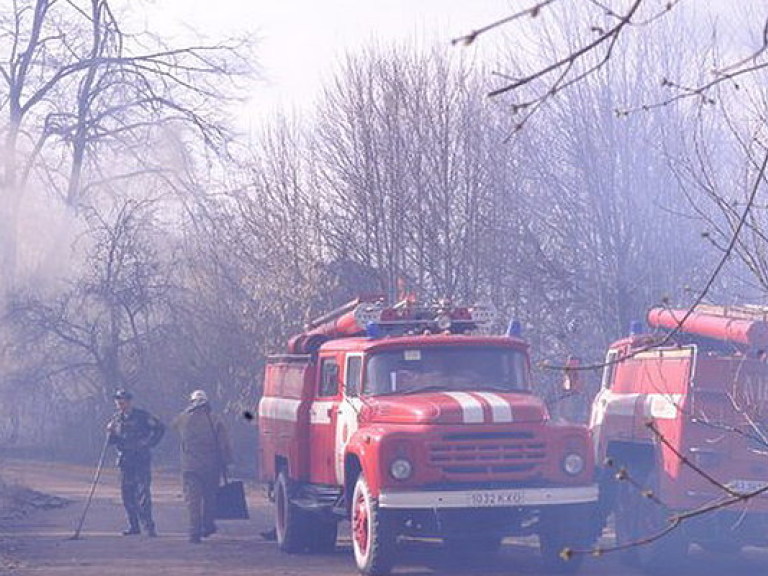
[351,474,394,576]
[307,518,338,553]
[614,470,688,572]
[274,470,309,553]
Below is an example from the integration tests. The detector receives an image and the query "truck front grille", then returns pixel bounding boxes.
[428,431,546,480]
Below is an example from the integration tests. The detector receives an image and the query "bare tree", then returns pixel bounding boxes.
[5,198,177,451]
[668,92,768,297]
[454,2,768,561]
[455,1,767,127]
[0,0,255,296]
[517,18,711,351]
[454,1,768,302]
[314,47,519,302]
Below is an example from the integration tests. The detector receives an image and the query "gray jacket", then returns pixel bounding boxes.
[173,403,233,473]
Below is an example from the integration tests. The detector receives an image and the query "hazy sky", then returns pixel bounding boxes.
[146,0,509,125]
[142,0,762,129]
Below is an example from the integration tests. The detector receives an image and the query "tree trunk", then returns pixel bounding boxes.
[0,122,22,298]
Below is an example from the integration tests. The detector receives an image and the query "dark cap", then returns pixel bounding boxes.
[113,389,133,400]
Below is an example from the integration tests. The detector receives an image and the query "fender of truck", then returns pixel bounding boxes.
[343,426,387,498]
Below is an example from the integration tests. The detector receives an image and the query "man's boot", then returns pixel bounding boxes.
[122,524,140,536]
[260,527,277,541]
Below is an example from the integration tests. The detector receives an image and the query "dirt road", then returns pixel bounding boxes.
[1,458,767,576]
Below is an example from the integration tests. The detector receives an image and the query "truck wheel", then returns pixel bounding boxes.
[275,470,308,553]
[538,507,588,574]
[614,471,688,570]
[351,475,394,576]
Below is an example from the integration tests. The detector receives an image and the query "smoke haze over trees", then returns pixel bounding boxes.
[0,0,765,466]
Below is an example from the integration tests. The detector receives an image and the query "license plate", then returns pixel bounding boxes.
[467,490,526,507]
[726,479,768,495]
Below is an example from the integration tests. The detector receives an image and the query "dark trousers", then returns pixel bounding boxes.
[183,469,219,538]
[120,464,155,531]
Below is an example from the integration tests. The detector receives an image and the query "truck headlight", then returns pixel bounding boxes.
[563,453,585,476]
[390,458,413,480]
[435,313,452,331]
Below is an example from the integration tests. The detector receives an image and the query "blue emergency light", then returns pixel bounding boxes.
[507,319,522,337]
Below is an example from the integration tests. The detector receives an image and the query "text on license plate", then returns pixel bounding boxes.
[467,491,526,507]
[727,479,768,494]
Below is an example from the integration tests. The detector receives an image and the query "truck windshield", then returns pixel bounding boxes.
[363,346,529,396]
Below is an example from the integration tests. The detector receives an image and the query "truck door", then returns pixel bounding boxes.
[589,350,618,432]
[589,349,618,461]
[335,353,363,484]
[309,354,341,484]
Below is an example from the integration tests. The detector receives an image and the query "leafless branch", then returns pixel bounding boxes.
[544,146,768,373]
[451,0,558,47]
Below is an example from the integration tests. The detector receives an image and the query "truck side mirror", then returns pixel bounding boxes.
[562,356,583,393]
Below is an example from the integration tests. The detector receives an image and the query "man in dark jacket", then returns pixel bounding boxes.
[107,389,165,537]
[173,389,233,543]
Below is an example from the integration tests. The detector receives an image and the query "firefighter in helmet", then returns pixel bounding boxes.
[173,389,233,543]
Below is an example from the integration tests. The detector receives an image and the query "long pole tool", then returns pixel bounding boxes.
[68,432,110,540]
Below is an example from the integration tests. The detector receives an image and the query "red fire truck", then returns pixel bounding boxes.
[590,305,768,570]
[257,297,600,575]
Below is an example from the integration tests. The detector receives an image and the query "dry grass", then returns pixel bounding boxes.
[0,469,71,571]
[0,473,71,522]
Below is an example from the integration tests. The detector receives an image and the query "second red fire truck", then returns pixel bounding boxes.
[591,305,768,571]
[257,297,600,575]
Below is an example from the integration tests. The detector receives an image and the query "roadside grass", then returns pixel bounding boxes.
[0,465,71,522]
[0,465,71,570]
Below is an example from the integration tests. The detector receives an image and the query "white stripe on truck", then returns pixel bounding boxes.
[309,400,335,424]
[258,397,300,422]
[473,392,513,423]
[443,391,484,423]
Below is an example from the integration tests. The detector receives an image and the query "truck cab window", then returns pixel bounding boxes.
[345,356,362,397]
[363,346,529,396]
[601,350,618,390]
[319,358,339,397]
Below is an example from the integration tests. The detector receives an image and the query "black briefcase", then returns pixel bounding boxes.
[215,480,249,520]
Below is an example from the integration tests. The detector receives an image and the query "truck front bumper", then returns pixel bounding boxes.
[378,484,598,509]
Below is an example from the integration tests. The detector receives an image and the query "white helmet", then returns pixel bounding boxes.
[189,389,208,404]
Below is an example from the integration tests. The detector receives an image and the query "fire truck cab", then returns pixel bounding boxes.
[591,305,768,570]
[258,297,599,575]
